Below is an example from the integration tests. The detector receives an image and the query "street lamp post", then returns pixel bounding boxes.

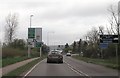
[28,15,34,58]
[30,15,33,28]
[47,31,54,46]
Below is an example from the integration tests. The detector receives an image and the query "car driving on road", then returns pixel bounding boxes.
[47,50,63,63]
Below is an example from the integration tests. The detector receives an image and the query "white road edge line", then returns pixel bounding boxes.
[23,58,46,78]
[64,61,89,76]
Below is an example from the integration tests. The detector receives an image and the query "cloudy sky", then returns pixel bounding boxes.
[0,0,119,45]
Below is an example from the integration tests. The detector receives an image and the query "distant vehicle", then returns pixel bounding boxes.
[81,52,83,56]
[47,50,63,63]
[66,52,71,56]
[55,50,63,54]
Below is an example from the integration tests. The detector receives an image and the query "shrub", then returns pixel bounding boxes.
[2,47,27,58]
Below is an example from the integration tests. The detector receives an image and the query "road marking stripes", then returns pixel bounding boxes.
[23,59,46,78]
[23,58,90,77]
[67,63,82,76]
[64,61,89,77]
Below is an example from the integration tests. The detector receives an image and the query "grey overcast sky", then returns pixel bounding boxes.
[0,0,119,45]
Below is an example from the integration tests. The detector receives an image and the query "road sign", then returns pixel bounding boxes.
[36,42,42,48]
[28,28,35,38]
[112,35,119,43]
[99,43,108,49]
[35,28,42,42]
[27,39,34,47]
[100,35,118,43]
[28,28,42,48]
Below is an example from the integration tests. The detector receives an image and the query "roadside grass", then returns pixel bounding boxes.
[0,59,2,68]
[2,56,28,67]
[2,48,27,58]
[2,55,47,77]
[72,55,120,70]
[2,47,40,67]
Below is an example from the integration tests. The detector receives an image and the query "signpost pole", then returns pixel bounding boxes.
[118,2,120,72]
[116,44,118,68]
[28,15,33,58]
[40,47,42,57]
[101,49,103,59]
[28,46,30,58]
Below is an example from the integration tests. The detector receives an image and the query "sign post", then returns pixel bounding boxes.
[99,43,108,49]
[28,46,30,58]
[40,47,42,57]
[36,42,42,57]
[100,35,118,44]
[35,28,42,57]
[100,35,119,66]
[28,28,35,58]
[28,28,42,58]
[118,2,120,73]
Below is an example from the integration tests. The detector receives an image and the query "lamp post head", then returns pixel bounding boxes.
[30,15,34,17]
[30,15,34,28]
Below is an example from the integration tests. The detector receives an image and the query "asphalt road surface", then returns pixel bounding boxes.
[26,56,119,77]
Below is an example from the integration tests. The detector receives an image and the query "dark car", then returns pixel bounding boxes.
[47,50,63,63]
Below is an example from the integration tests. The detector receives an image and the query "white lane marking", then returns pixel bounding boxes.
[64,60,89,76]
[23,59,46,78]
[67,63,82,76]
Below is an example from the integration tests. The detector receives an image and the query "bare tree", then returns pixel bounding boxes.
[106,25,111,35]
[84,27,100,58]
[108,16,116,34]
[99,26,104,35]
[86,27,99,44]
[5,13,18,44]
[108,5,118,34]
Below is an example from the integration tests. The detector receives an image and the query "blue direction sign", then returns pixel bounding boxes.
[100,43,108,49]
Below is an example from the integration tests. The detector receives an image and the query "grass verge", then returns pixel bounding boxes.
[2,56,29,67]
[72,55,120,70]
[2,47,40,67]
[0,59,2,68]
[2,55,47,77]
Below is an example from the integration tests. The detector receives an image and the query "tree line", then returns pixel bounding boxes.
[64,5,120,59]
